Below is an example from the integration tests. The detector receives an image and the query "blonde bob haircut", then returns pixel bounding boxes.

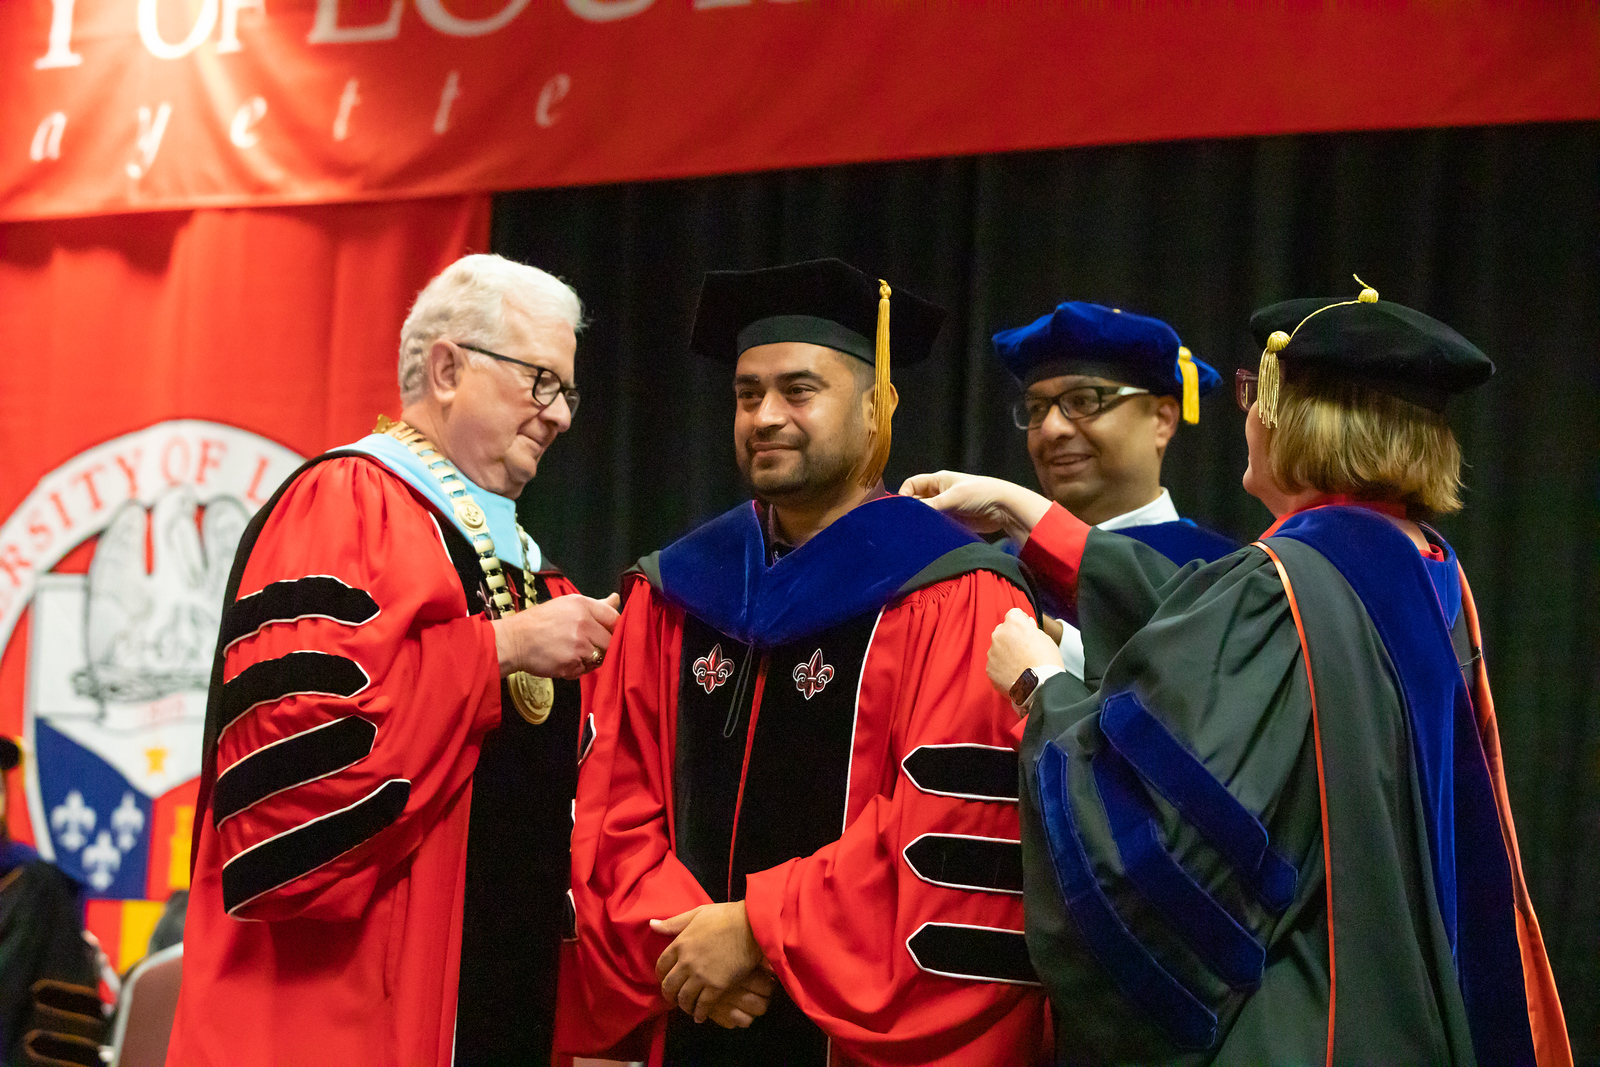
[1267,369,1465,516]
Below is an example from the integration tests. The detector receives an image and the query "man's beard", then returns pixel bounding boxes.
[739,427,864,506]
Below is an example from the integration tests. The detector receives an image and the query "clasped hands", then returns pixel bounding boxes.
[650,901,775,1029]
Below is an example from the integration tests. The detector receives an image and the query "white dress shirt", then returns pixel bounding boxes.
[1045,489,1180,679]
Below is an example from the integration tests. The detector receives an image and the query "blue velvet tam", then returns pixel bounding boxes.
[993,301,1221,401]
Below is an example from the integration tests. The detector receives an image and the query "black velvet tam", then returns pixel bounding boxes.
[1249,297,1494,410]
[690,257,946,366]
[0,736,17,771]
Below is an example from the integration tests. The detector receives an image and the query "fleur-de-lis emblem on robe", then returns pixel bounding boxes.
[793,649,835,701]
[693,644,736,695]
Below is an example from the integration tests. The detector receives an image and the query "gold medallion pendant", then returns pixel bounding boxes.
[376,416,554,724]
[507,671,555,723]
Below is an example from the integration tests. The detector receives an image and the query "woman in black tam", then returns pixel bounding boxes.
[909,281,1571,1065]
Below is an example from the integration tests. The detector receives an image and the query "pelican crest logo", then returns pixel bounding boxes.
[692,644,735,695]
[793,649,834,701]
[1,420,303,902]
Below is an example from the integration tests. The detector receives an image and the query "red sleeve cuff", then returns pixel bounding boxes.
[473,616,505,732]
[741,861,795,978]
[1018,502,1090,607]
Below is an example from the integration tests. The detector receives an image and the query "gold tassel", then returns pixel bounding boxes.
[857,280,898,488]
[1257,330,1289,428]
[1177,346,1200,425]
[1256,275,1379,429]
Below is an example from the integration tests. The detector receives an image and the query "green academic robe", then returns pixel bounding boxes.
[1016,510,1509,1064]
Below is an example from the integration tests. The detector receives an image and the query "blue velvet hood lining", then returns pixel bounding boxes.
[0,838,39,878]
[1272,505,1532,1064]
[656,495,979,647]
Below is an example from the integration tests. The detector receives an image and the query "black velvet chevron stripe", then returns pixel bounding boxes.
[212,717,378,827]
[221,779,409,914]
[902,745,1019,802]
[217,652,368,735]
[906,923,1038,985]
[904,834,1024,894]
[221,576,380,649]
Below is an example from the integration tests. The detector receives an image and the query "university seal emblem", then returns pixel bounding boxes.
[0,420,302,967]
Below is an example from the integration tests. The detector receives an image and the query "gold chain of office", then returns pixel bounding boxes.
[374,415,554,725]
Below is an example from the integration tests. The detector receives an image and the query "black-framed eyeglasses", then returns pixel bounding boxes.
[1236,368,1258,413]
[1012,385,1150,430]
[456,341,580,416]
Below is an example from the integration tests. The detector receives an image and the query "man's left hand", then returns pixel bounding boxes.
[651,902,766,1023]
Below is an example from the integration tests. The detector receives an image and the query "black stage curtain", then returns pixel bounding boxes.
[492,120,1600,1057]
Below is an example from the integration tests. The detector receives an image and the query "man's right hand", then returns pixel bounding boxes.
[707,969,776,1029]
[492,592,620,679]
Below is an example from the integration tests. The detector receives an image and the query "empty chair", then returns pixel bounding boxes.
[107,944,182,1067]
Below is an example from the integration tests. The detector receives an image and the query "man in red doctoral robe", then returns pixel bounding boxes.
[167,254,620,1067]
[559,259,1048,1066]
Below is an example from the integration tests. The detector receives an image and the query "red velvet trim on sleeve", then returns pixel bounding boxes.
[1018,502,1091,607]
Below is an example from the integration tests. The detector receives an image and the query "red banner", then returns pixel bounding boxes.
[3,1,1597,222]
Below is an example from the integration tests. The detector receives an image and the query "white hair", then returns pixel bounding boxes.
[398,254,583,404]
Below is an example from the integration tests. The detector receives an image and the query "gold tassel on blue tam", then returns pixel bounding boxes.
[991,302,1221,420]
[1177,346,1200,425]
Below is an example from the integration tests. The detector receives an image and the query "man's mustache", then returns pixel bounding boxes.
[745,430,807,452]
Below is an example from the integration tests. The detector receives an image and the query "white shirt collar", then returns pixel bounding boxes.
[1095,488,1180,531]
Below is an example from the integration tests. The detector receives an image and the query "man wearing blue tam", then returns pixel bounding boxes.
[906,301,1235,680]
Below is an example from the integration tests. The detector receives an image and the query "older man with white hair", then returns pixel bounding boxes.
[167,255,617,1067]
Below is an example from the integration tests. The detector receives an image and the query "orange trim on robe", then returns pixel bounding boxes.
[1457,569,1572,1067]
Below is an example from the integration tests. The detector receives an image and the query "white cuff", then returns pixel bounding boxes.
[1023,663,1067,709]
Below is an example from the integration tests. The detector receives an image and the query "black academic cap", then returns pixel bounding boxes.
[689,258,945,366]
[0,736,18,772]
[1249,282,1494,415]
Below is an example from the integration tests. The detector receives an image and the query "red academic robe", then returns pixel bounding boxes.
[167,455,579,1067]
[559,497,1048,1067]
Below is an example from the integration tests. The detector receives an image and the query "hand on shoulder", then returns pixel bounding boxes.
[986,607,1062,713]
[492,592,620,679]
[898,471,1052,543]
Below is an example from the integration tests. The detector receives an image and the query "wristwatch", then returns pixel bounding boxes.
[1009,667,1041,708]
